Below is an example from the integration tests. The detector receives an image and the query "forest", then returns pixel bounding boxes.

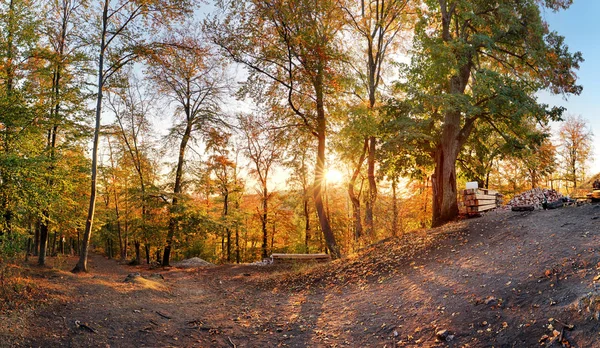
[0,0,590,271]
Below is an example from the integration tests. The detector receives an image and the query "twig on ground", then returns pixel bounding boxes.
[553,318,574,330]
[559,326,565,343]
[228,336,237,348]
[74,320,97,333]
[156,311,172,319]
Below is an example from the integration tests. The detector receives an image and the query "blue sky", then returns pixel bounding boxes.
[539,0,600,174]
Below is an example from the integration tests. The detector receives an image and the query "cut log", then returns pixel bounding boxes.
[466,203,497,213]
[271,253,331,264]
[511,205,535,212]
[461,188,498,195]
[462,193,498,200]
[464,198,497,206]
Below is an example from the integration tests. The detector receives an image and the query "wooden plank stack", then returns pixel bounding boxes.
[271,253,331,264]
[459,188,503,215]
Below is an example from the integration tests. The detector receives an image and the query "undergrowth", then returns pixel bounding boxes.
[0,257,37,311]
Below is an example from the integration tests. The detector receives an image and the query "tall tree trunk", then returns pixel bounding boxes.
[38,220,49,266]
[163,122,192,266]
[39,0,67,264]
[432,119,461,227]
[391,176,398,237]
[51,231,57,256]
[313,74,340,259]
[106,137,123,259]
[226,227,231,262]
[304,195,310,253]
[221,235,225,261]
[25,238,31,261]
[76,229,80,255]
[235,225,240,263]
[39,125,58,265]
[349,139,367,240]
[1,0,16,236]
[261,186,268,259]
[73,0,108,273]
[33,221,40,256]
[134,240,141,265]
[118,227,125,260]
[114,99,147,260]
[365,136,377,237]
[270,220,275,252]
[431,5,475,228]
[221,189,230,262]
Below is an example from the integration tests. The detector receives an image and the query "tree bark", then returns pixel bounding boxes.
[391,176,398,237]
[349,139,367,240]
[261,186,268,259]
[365,136,377,237]
[73,0,108,273]
[134,240,141,265]
[313,73,340,259]
[33,221,40,256]
[145,243,150,264]
[304,195,310,253]
[38,220,48,266]
[225,191,231,262]
[430,3,473,227]
[51,231,57,256]
[163,121,192,266]
[432,117,461,227]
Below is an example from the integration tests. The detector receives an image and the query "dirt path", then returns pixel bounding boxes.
[4,204,600,347]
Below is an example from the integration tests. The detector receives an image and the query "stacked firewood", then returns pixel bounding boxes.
[459,188,503,215]
[508,188,564,209]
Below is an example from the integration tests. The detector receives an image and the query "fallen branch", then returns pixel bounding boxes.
[228,336,237,348]
[553,318,574,330]
[74,320,98,333]
[559,326,565,343]
[156,311,172,320]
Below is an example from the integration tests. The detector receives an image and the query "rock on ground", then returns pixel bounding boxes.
[173,257,213,268]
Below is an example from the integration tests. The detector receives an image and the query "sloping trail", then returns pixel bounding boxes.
[4,204,600,347]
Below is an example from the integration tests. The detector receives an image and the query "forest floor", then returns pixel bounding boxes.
[4,203,600,347]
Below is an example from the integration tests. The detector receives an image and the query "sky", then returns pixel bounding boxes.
[538,0,600,174]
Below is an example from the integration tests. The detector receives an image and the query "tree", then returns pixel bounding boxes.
[0,0,40,237]
[285,131,315,253]
[73,0,191,272]
[341,0,411,239]
[106,72,156,261]
[394,0,582,227]
[210,0,345,258]
[36,0,90,266]
[557,114,593,190]
[146,28,229,266]
[206,130,240,262]
[456,121,554,190]
[238,112,285,259]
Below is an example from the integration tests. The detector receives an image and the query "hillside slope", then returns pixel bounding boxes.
[3,204,600,347]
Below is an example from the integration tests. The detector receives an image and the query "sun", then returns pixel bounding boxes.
[325,168,344,184]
